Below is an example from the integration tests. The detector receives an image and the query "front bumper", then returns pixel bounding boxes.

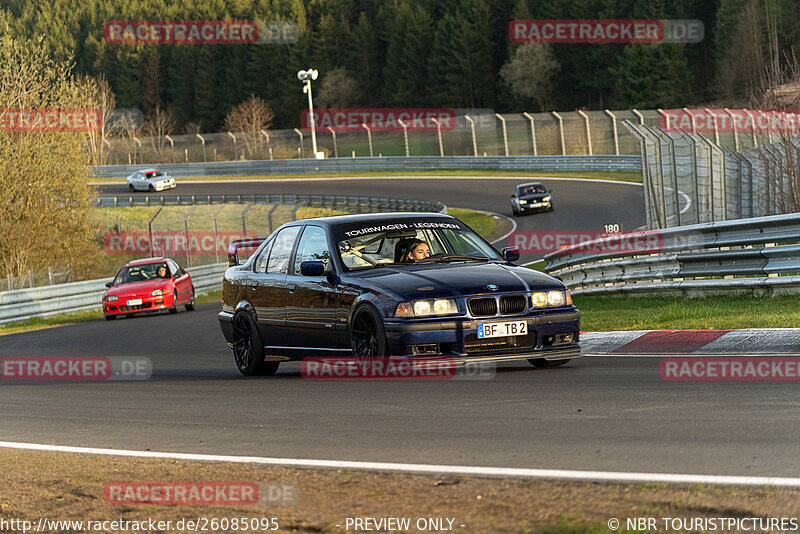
[156,181,176,191]
[384,309,580,362]
[516,201,551,212]
[104,293,173,315]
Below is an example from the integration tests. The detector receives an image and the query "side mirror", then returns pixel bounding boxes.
[105,281,113,288]
[300,260,325,276]
[501,246,520,262]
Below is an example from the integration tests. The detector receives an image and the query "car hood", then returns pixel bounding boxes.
[348,262,563,301]
[105,279,171,298]
[519,193,549,201]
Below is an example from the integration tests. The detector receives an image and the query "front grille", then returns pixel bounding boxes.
[468,297,497,317]
[500,295,527,314]
[119,302,153,311]
[463,331,537,354]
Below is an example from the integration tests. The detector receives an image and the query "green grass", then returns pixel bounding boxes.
[446,207,496,237]
[576,294,800,331]
[91,170,642,183]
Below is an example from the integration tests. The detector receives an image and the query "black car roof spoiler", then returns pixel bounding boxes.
[227,238,264,266]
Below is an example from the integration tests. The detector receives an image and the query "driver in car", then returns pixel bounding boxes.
[156,265,170,278]
[395,238,431,263]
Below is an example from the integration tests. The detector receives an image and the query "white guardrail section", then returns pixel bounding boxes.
[544,213,800,296]
[0,263,227,325]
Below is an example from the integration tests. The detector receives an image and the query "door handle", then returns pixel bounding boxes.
[250,284,258,291]
[287,283,297,293]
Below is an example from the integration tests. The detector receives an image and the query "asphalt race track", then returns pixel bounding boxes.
[2,306,799,477]
[5,177,797,478]
[95,176,646,264]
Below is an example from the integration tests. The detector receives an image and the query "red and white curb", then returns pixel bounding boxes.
[581,329,800,355]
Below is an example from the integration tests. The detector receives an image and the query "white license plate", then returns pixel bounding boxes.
[126,299,142,306]
[477,321,527,339]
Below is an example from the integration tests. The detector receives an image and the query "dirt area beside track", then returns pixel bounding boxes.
[1,449,799,533]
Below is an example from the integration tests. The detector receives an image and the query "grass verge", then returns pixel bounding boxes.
[576,294,800,331]
[91,170,643,184]
[0,448,796,534]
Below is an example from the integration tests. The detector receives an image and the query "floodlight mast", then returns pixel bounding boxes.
[297,69,319,158]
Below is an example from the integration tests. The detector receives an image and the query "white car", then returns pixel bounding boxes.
[126,169,176,192]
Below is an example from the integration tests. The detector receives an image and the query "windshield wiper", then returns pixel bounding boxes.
[418,255,490,264]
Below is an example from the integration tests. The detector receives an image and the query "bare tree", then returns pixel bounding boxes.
[143,107,176,161]
[223,95,274,158]
[78,73,116,165]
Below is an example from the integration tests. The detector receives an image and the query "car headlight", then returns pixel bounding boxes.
[542,195,551,202]
[532,291,569,308]
[395,298,458,317]
[104,295,119,302]
[519,199,528,204]
[151,289,163,296]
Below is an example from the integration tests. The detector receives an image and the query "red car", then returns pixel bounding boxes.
[103,257,195,320]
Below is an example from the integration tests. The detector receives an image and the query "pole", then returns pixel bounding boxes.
[431,118,443,156]
[196,133,206,162]
[522,112,537,156]
[398,120,409,157]
[495,113,509,156]
[604,110,619,155]
[361,123,373,157]
[294,128,304,158]
[577,110,592,155]
[326,126,338,158]
[552,111,566,155]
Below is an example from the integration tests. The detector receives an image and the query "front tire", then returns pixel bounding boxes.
[168,290,178,314]
[232,311,279,376]
[184,287,196,311]
[351,305,387,370]
[528,358,570,368]
[128,184,135,192]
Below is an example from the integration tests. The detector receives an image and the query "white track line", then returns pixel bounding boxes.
[91,176,644,187]
[0,441,798,487]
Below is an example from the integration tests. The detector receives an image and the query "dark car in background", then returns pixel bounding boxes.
[218,212,580,376]
[511,182,553,215]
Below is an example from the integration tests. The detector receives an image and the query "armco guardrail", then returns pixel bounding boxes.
[544,213,800,296]
[0,263,227,325]
[91,155,641,179]
[96,193,446,213]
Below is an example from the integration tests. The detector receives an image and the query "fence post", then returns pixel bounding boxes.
[522,112,537,156]
[724,108,740,152]
[148,207,163,257]
[704,108,720,145]
[260,129,272,160]
[632,109,645,125]
[465,115,478,156]
[164,135,176,163]
[183,205,197,267]
[325,126,337,158]
[28,270,34,288]
[361,123,373,157]
[7,272,12,291]
[212,204,226,263]
[133,137,144,163]
[398,120,410,157]
[48,266,54,285]
[431,118,444,156]
[552,111,566,155]
[241,202,255,235]
[577,110,592,155]
[602,110,619,155]
[495,113,509,156]
[294,128,305,158]
[227,132,238,160]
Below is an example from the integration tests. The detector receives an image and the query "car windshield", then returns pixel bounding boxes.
[113,262,169,284]
[333,218,503,270]
[145,170,164,178]
[519,184,546,195]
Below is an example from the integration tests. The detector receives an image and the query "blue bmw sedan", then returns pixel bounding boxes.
[219,212,580,376]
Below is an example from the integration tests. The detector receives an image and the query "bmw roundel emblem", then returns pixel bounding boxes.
[486,284,499,291]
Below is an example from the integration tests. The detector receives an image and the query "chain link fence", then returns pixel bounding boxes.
[625,118,800,229]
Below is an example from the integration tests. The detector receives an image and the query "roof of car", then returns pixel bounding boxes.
[126,257,169,266]
[289,211,455,226]
[517,182,545,188]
